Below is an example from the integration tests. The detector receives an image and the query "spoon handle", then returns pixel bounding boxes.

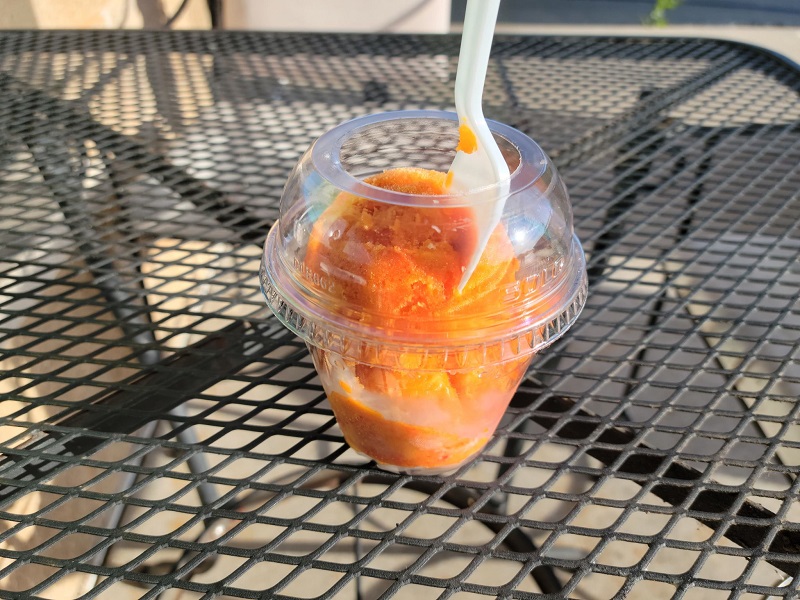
[455,0,502,118]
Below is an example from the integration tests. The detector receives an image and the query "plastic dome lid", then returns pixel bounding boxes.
[260,111,587,362]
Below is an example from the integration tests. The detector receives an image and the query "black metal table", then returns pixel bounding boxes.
[0,30,798,600]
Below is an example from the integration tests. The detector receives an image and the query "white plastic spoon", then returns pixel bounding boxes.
[447,0,509,292]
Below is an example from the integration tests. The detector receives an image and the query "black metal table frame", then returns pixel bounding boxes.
[0,30,798,599]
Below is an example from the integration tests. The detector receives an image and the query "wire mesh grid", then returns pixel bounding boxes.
[0,30,798,600]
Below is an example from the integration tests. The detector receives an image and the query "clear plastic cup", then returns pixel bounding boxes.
[260,110,587,475]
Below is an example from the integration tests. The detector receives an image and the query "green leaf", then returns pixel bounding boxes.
[644,0,682,26]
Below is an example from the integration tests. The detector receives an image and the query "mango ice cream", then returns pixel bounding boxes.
[304,167,535,471]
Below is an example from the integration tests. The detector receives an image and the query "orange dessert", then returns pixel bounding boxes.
[303,166,535,472]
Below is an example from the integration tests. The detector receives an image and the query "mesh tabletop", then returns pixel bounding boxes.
[0,30,799,600]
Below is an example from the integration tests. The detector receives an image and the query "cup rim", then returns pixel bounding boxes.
[262,227,588,355]
[311,110,549,207]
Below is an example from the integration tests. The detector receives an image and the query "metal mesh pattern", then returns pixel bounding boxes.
[0,31,798,599]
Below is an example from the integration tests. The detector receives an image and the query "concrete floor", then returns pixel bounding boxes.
[452,0,800,26]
